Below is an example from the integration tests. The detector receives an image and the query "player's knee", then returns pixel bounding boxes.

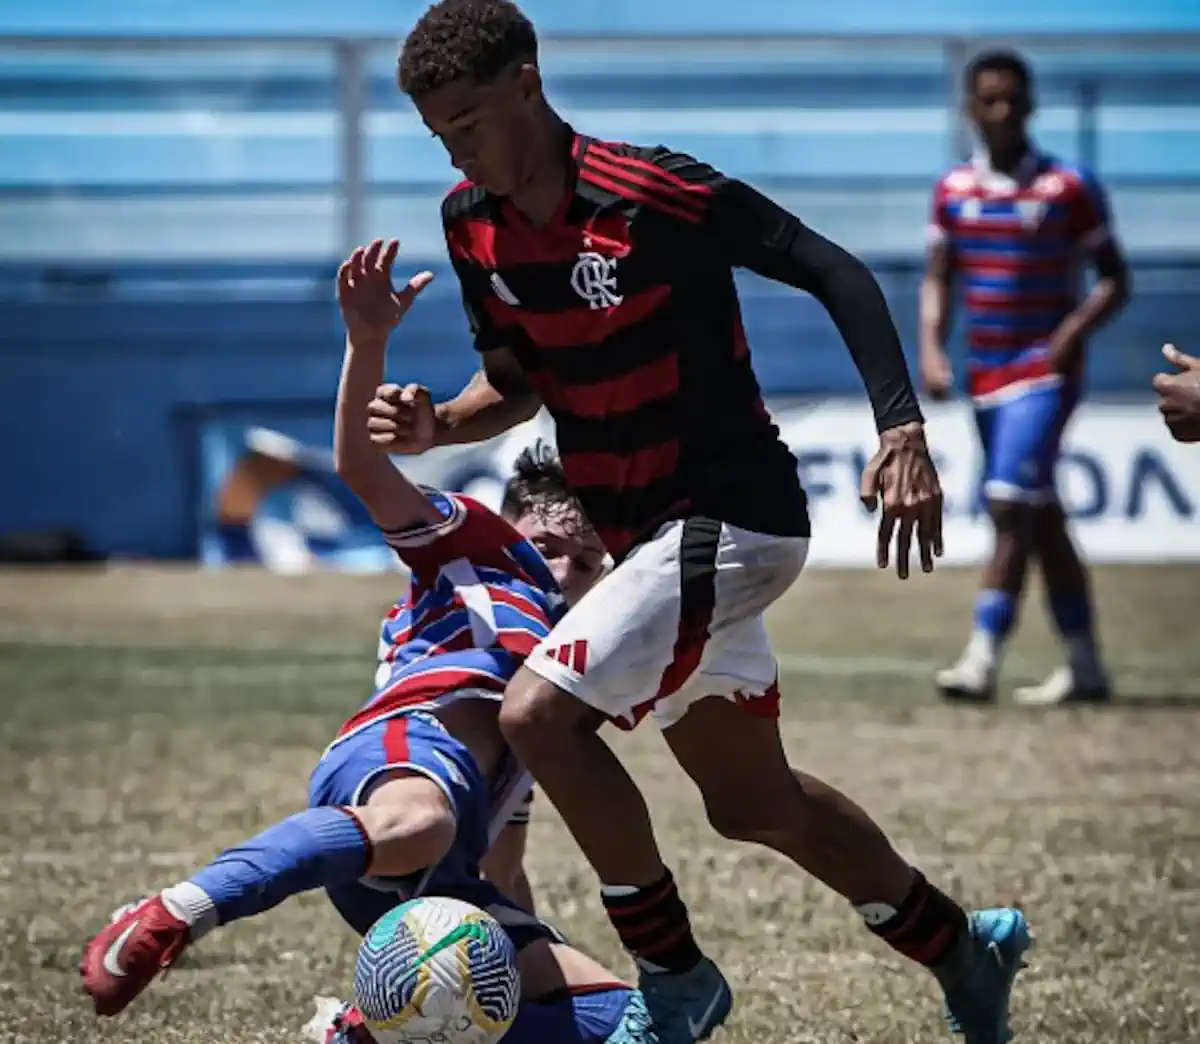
[357,778,457,877]
[500,669,597,758]
[989,499,1037,545]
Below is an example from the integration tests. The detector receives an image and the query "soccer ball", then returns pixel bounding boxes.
[354,897,522,1044]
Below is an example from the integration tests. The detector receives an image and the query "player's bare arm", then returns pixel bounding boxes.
[367,351,541,452]
[1047,235,1130,372]
[437,347,541,443]
[694,168,944,577]
[333,238,443,532]
[919,237,956,400]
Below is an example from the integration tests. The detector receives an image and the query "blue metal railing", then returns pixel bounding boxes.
[1,31,1199,258]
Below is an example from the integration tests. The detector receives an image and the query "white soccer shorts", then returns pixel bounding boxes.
[526,517,809,730]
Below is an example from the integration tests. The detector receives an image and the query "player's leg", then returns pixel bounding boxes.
[496,906,655,1043]
[501,522,743,1042]
[1015,386,1110,705]
[480,795,536,912]
[939,396,1040,702]
[662,693,1031,1044]
[499,670,704,973]
[80,714,472,1016]
[502,979,653,1044]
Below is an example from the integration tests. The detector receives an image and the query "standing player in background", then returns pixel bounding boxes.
[922,50,1130,706]
[369,5,1031,1044]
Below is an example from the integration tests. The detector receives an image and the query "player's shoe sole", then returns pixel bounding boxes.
[938,684,997,704]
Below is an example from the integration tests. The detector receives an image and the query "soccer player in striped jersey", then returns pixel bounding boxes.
[921,50,1130,706]
[365,5,1032,1044]
[80,243,658,1044]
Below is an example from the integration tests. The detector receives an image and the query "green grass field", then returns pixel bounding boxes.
[1,564,1198,1043]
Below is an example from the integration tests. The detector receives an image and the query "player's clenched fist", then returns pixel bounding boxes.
[337,238,433,349]
[367,382,437,455]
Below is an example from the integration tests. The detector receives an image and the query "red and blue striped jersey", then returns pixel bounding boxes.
[928,151,1112,403]
[334,490,564,741]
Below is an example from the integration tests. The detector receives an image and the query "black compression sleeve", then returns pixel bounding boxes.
[703,177,925,432]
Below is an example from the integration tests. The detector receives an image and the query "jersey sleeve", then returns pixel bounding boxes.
[649,147,923,432]
[380,490,558,598]
[926,176,955,250]
[379,488,469,577]
[1066,169,1113,252]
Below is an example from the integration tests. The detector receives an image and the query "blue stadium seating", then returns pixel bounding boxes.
[2,20,1200,557]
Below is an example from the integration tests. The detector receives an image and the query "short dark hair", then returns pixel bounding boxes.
[399,0,538,99]
[500,440,578,521]
[965,49,1033,94]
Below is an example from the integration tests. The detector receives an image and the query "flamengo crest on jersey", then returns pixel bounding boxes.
[928,150,1112,403]
[333,490,565,742]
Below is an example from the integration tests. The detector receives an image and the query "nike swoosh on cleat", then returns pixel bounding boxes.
[686,982,729,1039]
[101,921,140,977]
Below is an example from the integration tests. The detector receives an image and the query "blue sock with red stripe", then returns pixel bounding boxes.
[163,807,370,936]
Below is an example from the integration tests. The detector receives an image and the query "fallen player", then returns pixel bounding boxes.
[79,244,647,1044]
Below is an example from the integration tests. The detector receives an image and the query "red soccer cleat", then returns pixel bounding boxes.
[79,895,190,1016]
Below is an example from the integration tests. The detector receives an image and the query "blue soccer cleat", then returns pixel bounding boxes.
[939,908,1033,1044]
[638,958,733,1044]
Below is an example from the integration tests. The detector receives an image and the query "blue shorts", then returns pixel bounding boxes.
[307,712,555,949]
[506,987,638,1044]
[975,382,1079,505]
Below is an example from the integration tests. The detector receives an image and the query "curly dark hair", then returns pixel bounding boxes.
[965,49,1033,95]
[398,0,538,98]
[500,440,579,522]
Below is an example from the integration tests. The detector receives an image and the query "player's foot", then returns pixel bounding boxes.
[936,655,997,704]
[606,989,662,1044]
[937,908,1032,1043]
[303,997,377,1044]
[79,895,190,1016]
[1013,664,1111,707]
[638,958,732,1043]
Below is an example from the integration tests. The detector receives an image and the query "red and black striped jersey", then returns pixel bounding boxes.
[443,132,919,559]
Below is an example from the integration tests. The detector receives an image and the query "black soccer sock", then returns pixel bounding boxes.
[857,869,967,968]
[601,870,705,974]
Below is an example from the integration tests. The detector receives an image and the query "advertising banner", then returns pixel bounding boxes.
[197,401,1198,572]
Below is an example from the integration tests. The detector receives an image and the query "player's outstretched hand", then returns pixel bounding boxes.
[367,382,436,455]
[337,238,433,349]
[860,421,945,579]
[1152,343,1200,444]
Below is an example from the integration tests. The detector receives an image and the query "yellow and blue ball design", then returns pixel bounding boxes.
[355,897,522,1044]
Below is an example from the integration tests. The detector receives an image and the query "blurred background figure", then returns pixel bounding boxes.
[922,50,1129,707]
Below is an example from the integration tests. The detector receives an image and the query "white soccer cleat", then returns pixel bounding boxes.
[1013,664,1111,706]
[936,655,997,704]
